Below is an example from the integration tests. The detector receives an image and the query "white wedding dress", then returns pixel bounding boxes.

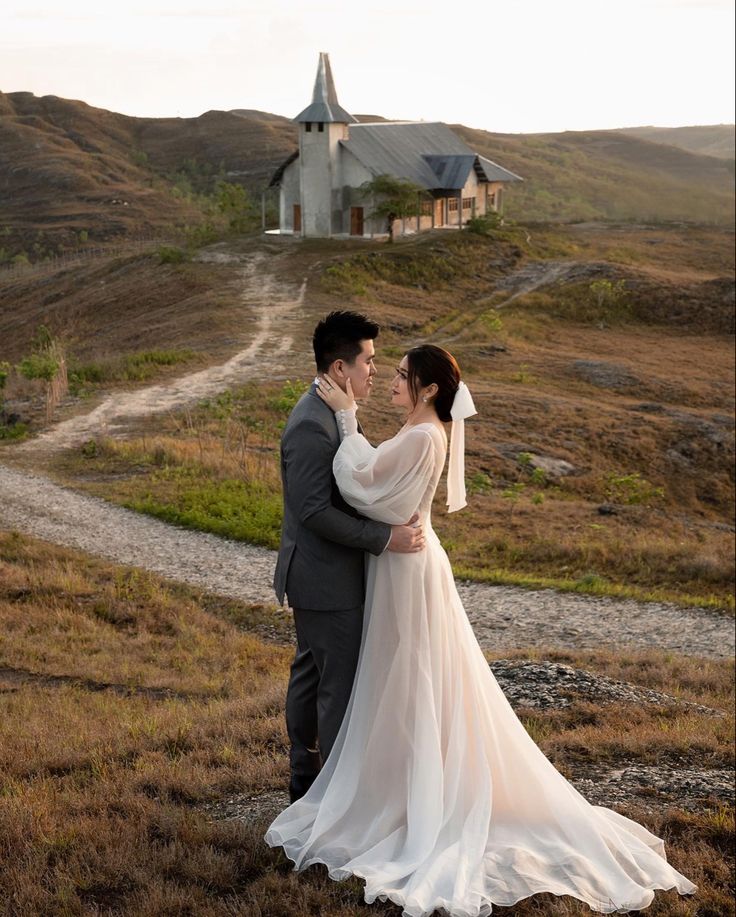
[265,420,696,916]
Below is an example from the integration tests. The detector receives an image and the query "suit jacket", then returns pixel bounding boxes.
[273,384,391,610]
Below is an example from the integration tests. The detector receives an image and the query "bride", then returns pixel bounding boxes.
[265,343,696,916]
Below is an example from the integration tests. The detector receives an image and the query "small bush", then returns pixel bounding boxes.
[157,246,190,265]
[18,352,59,383]
[68,351,196,391]
[605,471,665,506]
[267,380,309,416]
[479,310,503,333]
[465,212,502,236]
[467,472,493,495]
[0,422,28,441]
[182,223,220,248]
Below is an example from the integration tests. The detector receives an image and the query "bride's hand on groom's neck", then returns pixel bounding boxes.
[316,375,356,413]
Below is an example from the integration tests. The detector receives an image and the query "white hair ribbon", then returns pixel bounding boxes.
[447,381,477,513]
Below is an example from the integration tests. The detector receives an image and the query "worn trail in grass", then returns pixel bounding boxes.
[13,250,306,453]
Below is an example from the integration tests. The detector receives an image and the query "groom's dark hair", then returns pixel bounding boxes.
[313,311,380,372]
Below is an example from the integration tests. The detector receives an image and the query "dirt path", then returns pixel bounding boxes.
[0,463,731,659]
[490,259,621,308]
[13,251,307,453]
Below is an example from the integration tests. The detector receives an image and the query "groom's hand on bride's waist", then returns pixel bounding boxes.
[387,513,425,553]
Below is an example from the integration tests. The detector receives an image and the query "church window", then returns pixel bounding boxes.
[318,122,324,132]
[462,197,475,210]
[305,122,312,132]
[448,198,459,213]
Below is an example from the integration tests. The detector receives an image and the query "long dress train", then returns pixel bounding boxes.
[265,421,696,916]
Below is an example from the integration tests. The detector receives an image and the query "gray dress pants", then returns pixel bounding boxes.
[285,604,364,781]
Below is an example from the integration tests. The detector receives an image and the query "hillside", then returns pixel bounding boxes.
[614,125,735,161]
[453,125,735,224]
[1,91,734,266]
[0,92,297,261]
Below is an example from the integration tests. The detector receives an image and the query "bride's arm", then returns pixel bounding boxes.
[316,374,436,525]
[334,427,435,525]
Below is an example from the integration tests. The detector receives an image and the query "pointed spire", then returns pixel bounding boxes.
[294,52,356,124]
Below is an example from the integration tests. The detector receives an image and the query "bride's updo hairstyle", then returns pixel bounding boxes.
[406,344,461,422]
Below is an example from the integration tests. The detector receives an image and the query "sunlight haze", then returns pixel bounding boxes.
[2,0,734,132]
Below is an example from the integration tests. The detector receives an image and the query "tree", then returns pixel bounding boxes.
[359,175,428,243]
[215,181,256,234]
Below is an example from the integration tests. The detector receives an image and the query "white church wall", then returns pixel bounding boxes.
[336,150,376,237]
[300,122,346,237]
[280,160,301,233]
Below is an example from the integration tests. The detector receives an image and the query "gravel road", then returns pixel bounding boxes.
[1,464,731,660]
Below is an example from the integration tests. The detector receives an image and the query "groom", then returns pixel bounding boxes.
[274,310,424,802]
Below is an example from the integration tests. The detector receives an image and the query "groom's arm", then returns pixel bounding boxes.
[284,419,390,556]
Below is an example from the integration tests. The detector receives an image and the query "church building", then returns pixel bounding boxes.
[269,53,523,239]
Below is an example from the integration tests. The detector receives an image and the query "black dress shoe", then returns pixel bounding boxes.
[289,774,316,803]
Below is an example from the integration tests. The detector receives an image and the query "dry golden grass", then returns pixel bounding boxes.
[0,531,733,916]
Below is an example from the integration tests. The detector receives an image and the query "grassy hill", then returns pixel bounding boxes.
[614,125,735,161]
[1,92,733,266]
[0,92,297,261]
[454,125,735,224]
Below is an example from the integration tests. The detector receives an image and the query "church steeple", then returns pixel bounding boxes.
[294,52,356,124]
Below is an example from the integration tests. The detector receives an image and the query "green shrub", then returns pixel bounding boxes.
[465,212,502,236]
[121,350,195,381]
[0,422,28,441]
[215,181,258,234]
[479,310,503,333]
[604,471,665,505]
[18,352,59,383]
[267,380,309,416]
[158,246,190,265]
[68,350,195,391]
[467,472,493,495]
[182,223,221,248]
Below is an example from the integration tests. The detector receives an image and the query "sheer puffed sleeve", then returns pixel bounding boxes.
[333,427,436,525]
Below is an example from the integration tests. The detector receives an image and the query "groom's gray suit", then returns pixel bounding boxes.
[274,383,390,792]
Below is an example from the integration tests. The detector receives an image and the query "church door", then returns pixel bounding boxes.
[434,199,444,226]
[350,207,364,236]
[293,204,302,233]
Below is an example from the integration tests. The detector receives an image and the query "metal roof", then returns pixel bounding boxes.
[268,150,298,188]
[477,155,524,183]
[341,122,471,188]
[423,154,476,189]
[341,122,523,189]
[294,53,357,124]
[269,120,523,189]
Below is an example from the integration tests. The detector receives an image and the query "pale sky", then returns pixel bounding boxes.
[1,0,734,133]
